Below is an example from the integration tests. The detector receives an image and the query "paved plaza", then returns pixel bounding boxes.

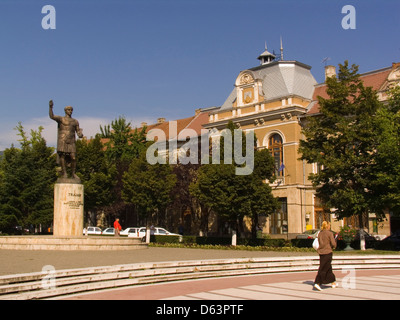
[63,269,400,300]
[0,247,316,276]
[1,247,399,300]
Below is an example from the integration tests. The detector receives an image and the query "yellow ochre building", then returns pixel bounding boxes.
[203,46,400,238]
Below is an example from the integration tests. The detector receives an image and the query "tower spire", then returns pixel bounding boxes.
[280,36,284,61]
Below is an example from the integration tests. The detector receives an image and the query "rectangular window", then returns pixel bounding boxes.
[314,197,330,229]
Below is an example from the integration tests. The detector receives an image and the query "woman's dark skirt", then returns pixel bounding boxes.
[314,253,336,285]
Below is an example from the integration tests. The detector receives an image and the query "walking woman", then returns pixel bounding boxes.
[314,221,337,291]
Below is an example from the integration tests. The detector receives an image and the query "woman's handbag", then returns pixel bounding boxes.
[312,232,320,250]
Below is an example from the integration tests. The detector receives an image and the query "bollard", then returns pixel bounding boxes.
[232,230,237,246]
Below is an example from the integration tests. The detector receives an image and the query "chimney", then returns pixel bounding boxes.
[157,117,166,124]
[140,122,148,127]
[325,65,336,81]
[392,62,400,70]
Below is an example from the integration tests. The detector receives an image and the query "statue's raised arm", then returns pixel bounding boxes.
[49,100,55,119]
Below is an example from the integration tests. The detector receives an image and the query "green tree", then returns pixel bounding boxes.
[0,146,22,231]
[0,124,56,232]
[100,116,147,164]
[122,151,177,227]
[299,61,387,225]
[368,87,400,216]
[168,162,200,234]
[190,121,278,237]
[99,116,148,222]
[76,134,117,225]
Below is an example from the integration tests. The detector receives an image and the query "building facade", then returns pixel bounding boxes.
[141,48,400,237]
[202,49,400,237]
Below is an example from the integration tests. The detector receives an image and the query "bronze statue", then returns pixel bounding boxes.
[49,100,83,182]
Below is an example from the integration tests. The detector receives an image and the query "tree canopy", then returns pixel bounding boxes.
[368,86,400,216]
[76,134,117,214]
[299,61,400,223]
[122,151,177,225]
[0,124,56,232]
[98,116,149,221]
[190,121,279,236]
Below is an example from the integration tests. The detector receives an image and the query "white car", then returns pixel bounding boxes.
[152,227,179,236]
[132,227,146,238]
[120,227,141,237]
[83,226,102,235]
[102,227,115,236]
[128,227,179,238]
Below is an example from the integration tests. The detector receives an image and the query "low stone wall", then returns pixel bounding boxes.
[0,235,147,251]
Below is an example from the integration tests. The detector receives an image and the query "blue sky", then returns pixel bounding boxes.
[0,0,399,150]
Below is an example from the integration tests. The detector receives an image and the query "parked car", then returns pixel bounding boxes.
[120,227,141,237]
[128,227,179,238]
[372,234,387,241]
[83,226,102,235]
[351,229,378,249]
[296,229,320,239]
[375,231,400,251]
[102,227,115,236]
[152,227,179,236]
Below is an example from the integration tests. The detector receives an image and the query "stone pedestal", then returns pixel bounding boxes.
[53,182,84,237]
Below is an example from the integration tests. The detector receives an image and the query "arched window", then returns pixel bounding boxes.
[270,197,288,234]
[268,134,284,177]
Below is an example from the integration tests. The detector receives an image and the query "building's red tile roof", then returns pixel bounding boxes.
[136,111,210,141]
[307,66,394,115]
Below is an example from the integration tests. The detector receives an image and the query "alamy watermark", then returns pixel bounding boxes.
[41,5,56,30]
[341,267,357,290]
[145,121,255,175]
[41,4,355,31]
[342,5,356,30]
[41,265,56,290]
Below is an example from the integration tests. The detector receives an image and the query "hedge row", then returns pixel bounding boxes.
[291,239,347,250]
[294,239,398,250]
[150,235,398,250]
[150,235,312,248]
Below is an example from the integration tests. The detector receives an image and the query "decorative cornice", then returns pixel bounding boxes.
[204,106,306,130]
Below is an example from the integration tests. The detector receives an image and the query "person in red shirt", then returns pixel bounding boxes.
[113,218,122,237]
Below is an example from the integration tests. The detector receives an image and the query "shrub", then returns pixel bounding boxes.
[194,236,232,246]
[238,238,287,247]
[150,235,180,244]
[290,239,313,248]
[150,235,288,247]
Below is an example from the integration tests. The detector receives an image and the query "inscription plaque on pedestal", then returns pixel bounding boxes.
[53,183,84,237]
